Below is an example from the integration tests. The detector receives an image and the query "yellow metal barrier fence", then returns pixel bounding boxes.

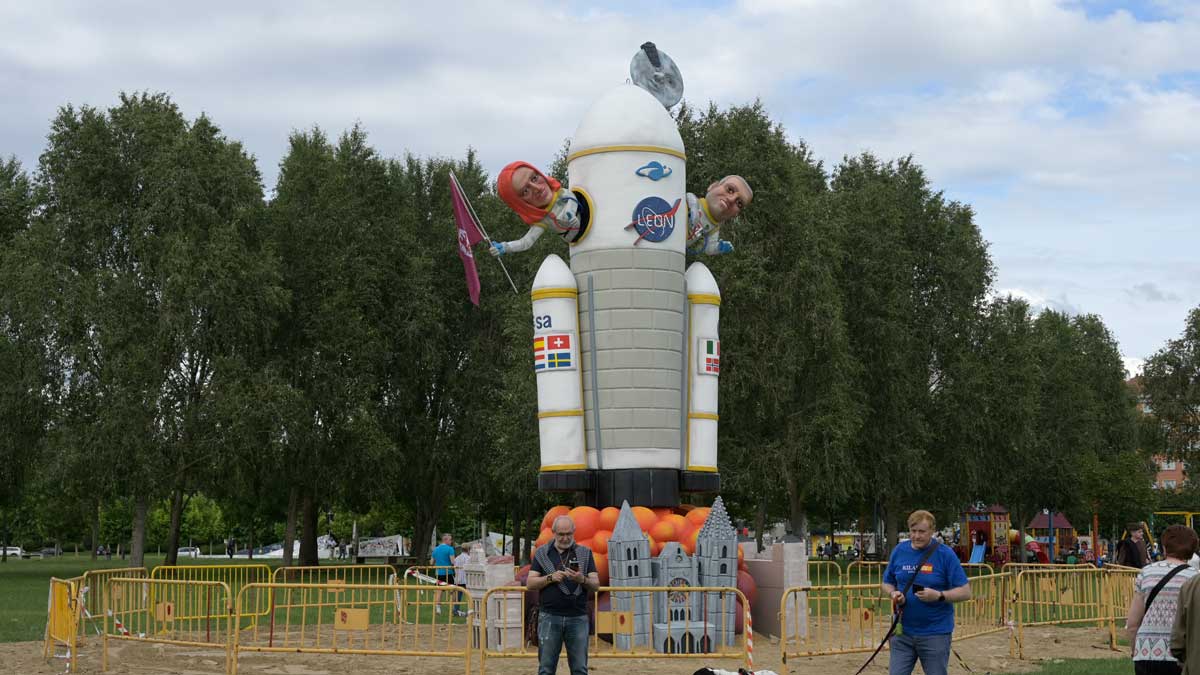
[1103,567,1138,650]
[479,585,751,675]
[779,583,891,663]
[152,564,271,619]
[102,577,233,674]
[955,573,1009,641]
[1010,567,1109,658]
[1001,562,1092,575]
[845,560,888,586]
[962,562,996,577]
[807,560,842,587]
[778,573,1011,669]
[77,567,148,640]
[44,577,82,672]
[271,564,397,587]
[231,582,471,675]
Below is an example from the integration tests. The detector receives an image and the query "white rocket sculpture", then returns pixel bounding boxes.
[533,45,721,507]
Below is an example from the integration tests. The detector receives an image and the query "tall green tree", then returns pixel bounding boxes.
[264,126,392,565]
[1141,308,1200,465]
[27,93,278,566]
[677,102,862,540]
[0,157,48,560]
[829,154,993,546]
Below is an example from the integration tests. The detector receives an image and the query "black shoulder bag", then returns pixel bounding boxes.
[854,541,940,675]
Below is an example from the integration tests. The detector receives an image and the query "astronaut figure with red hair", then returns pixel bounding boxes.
[490,161,586,256]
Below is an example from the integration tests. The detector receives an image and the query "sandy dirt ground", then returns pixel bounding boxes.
[15,626,1128,674]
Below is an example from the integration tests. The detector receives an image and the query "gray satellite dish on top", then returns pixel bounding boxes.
[630,42,684,109]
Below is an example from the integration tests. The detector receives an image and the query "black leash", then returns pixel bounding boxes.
[854,542,939,675]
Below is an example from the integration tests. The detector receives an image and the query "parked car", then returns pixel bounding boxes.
[177,546,201,559]
[2,546,23,558]
[40,547,61,557]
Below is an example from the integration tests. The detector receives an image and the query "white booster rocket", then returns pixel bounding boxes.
[533,45,721,507]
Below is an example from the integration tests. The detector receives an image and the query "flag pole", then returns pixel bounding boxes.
[450,170,519,295]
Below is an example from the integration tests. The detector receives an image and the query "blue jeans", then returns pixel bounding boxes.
[538,612,589,675]
[889,632,952,675]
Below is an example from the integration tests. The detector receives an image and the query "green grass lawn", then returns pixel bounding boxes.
[0,554,176,642]
[997,658,1131,674]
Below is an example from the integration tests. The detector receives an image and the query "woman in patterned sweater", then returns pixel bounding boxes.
[1127,524,1200,674]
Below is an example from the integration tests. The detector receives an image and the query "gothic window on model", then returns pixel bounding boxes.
[722,545,728,558]
[720,563,727,574]
[634,564,639,576]
[627,565,633,576]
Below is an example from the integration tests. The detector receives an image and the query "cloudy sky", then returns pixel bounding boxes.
[3,0,1197,372]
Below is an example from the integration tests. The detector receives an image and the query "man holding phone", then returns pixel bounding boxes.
[880,510,972,675]
[528,515,600,675]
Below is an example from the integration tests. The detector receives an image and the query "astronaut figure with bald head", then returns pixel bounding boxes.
[686,175,753,256]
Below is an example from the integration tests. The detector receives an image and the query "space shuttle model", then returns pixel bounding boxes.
[532,44,721,507]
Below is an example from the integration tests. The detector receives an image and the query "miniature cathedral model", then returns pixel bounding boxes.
[606,497,739,653]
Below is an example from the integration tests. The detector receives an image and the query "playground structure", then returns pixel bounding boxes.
[960,504,1011,566]
[1025,511,1078,558]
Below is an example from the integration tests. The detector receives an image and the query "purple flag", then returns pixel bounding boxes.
[449,175,484,306]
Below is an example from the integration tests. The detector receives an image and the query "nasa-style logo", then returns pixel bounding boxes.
[627,196,681,244]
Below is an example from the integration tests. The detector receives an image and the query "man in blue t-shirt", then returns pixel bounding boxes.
[881,510,972,675]
[430,533,458,613]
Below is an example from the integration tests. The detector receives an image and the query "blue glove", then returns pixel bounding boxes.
[717,240,734,254]
[490,242,506,257]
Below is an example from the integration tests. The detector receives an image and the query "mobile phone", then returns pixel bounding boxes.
[568,559,580,572]
[912,584,925,592]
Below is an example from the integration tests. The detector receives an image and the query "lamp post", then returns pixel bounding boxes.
[1044,508,1055,562]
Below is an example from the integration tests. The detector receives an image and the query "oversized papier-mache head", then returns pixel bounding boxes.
[497,161,561,224]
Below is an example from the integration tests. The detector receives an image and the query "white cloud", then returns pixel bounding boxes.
[994,288,1082,316]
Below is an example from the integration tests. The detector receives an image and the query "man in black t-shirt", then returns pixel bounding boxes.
[527,515,599,675]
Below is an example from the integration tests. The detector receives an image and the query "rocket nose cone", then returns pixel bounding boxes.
[571,84,684,157]
[685,262,720,297]
[533,254,578,292]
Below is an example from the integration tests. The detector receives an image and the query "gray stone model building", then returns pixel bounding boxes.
[606,496,739,653]
[607,501,653,648]
[694,495,739,646]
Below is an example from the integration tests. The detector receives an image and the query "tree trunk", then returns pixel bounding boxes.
[785,473,809,543]
[283,486,298,567]
[1,510,8,563]
[884,503,900,559]
[300,490,319,566]
[755,493,767,553]
[523,504,535,566]
[513,498,525,561]
[412,503,440,564]
[131,493,148,568]
[248,528,254,560]
[164,488,185,566]
[89,498,100,561]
